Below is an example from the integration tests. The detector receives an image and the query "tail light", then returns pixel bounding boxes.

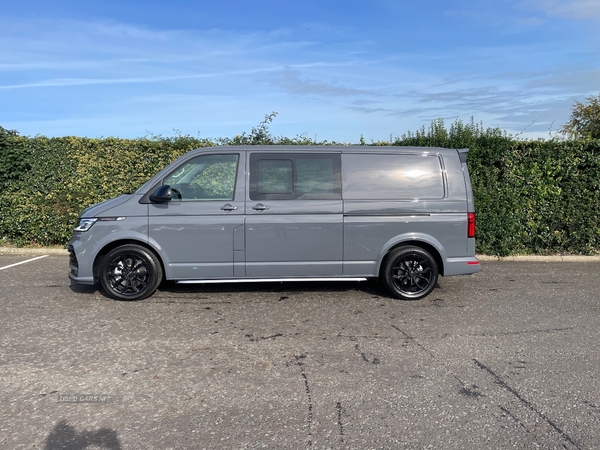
[467,212,476,238]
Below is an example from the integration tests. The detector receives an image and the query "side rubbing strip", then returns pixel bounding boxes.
[178,278,367,284]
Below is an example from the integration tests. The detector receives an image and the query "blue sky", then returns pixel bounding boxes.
[1,0,599,142]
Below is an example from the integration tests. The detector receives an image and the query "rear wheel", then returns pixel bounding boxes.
[98,245,162,300]
[382,246,438,300]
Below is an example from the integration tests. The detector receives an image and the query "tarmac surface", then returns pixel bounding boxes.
[1,252,599,449]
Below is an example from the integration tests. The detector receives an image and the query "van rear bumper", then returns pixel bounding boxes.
[444,257,481,276]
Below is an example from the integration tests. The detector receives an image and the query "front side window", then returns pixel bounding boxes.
[164,154,239,201]
[250,153,341,200]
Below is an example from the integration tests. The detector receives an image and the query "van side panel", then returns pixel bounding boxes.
[341,151,472,277]
[245,211,343,277]
[342,214,466,276]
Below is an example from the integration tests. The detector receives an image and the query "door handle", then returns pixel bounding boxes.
[252,203,270,211]
[220,203,238,211]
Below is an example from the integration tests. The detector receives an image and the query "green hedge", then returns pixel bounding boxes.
[0,131,215,246]
[393,119,600,255]
[0,121,599,255]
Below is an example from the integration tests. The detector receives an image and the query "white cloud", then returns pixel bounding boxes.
[91,22,173,40]
[527,0,600,19]
[0,66,287,90]
[269,67,376,98]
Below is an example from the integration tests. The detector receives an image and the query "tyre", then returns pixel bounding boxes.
[98,245,163,300]
[382,246,438,300]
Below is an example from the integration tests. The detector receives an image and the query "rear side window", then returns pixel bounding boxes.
[257,159,294,194]
[250,153,341,200]
[342,154,445,200]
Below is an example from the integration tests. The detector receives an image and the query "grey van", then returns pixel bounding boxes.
[68,146,480,300]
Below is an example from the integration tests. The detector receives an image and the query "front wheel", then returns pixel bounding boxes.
[98,245,163,300]
[382,246,438,300]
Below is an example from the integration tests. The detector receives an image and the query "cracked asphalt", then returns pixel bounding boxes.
[1,254,599,449]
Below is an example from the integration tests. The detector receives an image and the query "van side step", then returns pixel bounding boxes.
[177,277,368,284]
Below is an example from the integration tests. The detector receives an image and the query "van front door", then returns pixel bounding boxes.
[244,152,343,277]
[148,152,245,280]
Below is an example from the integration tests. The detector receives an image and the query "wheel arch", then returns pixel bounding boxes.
[93,239,166,283]
[379,238,445,278]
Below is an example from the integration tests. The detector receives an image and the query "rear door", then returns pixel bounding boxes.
[244,152,343,277]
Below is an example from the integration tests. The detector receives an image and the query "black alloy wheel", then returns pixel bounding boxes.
[382,246,438,300]
[98,245,163,300]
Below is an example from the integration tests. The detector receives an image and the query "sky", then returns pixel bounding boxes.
[1,0,599,142]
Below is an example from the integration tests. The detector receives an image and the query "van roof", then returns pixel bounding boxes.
[194,145,468,155]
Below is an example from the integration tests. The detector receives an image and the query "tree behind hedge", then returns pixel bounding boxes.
[560,92,600,140]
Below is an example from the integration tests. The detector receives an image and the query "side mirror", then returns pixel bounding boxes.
[149,185,172,203]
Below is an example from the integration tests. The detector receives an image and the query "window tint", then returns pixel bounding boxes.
[250,153,341,200]
[257,159,293,194]
[164,154,239,201]
[342,154,445,199]
[296,157,336,196]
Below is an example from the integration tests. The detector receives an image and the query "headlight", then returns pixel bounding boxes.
[74,218,98,232]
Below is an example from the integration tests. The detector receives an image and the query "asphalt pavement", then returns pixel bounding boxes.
[1,253,599,449]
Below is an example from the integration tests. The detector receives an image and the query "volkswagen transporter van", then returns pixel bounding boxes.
[68,146,480,300]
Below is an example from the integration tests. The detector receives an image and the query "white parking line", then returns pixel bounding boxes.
[0,255,49,271]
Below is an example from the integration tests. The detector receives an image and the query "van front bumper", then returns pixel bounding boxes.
[67,241,96,285]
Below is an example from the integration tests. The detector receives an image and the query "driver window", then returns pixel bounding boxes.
[164,154,239,201]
